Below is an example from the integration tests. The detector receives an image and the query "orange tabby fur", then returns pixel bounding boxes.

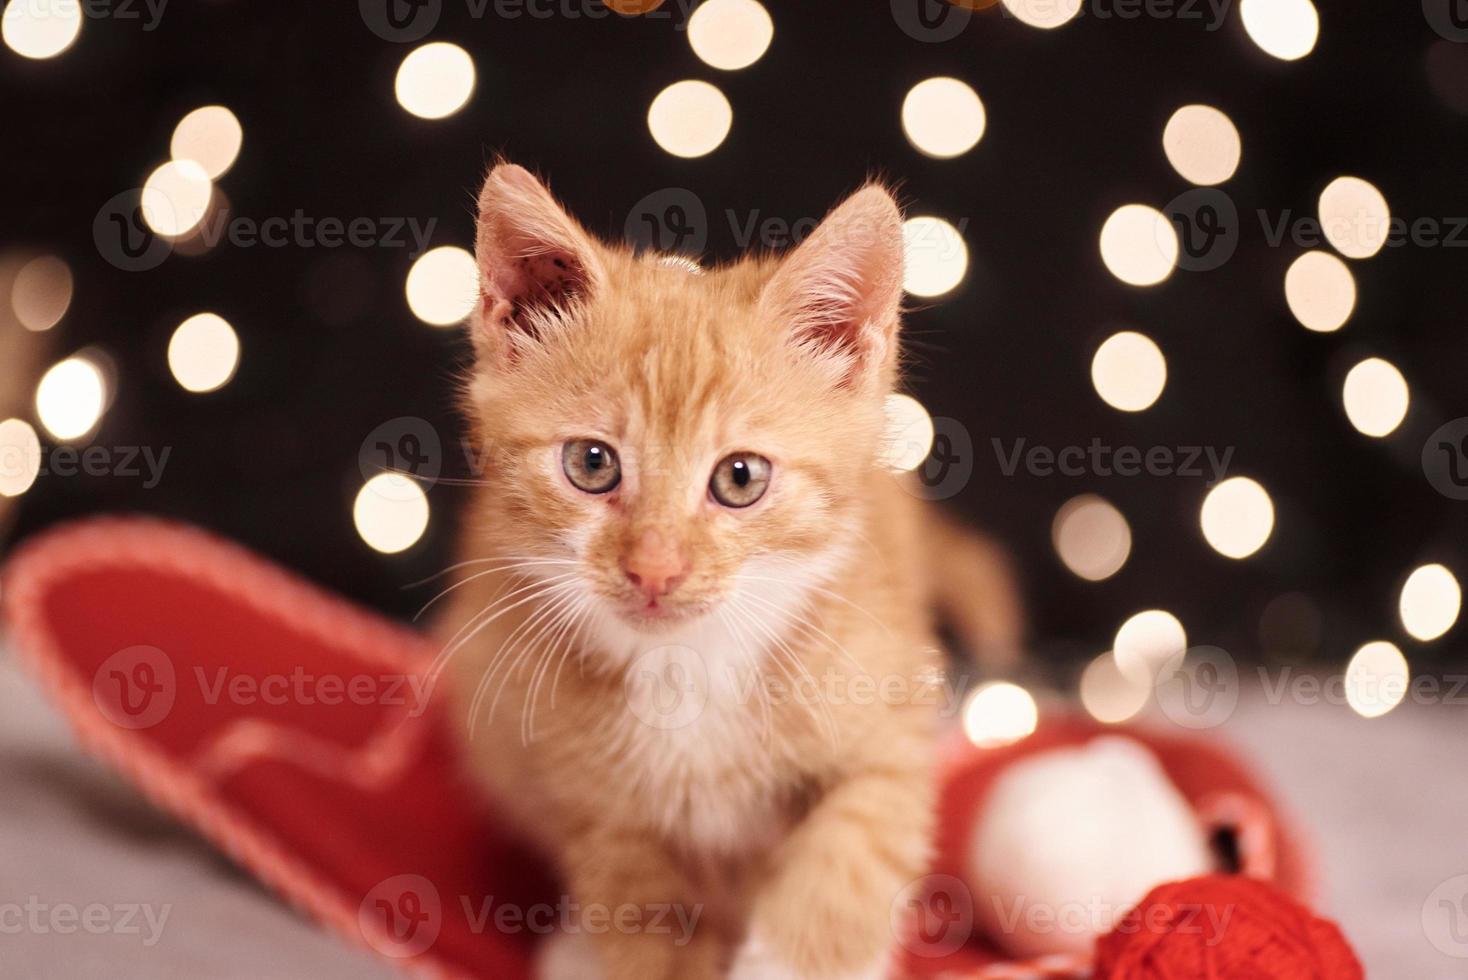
[440,164,1015,980]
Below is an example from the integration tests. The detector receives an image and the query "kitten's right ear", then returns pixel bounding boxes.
[473,164,603,356]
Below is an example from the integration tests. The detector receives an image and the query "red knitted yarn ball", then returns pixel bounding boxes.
[1094,875,1363,980]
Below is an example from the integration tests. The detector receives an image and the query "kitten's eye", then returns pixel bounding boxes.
[562,439,621,494]
[710,453,771,508]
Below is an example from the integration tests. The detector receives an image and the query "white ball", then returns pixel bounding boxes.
[968,737,1212,958]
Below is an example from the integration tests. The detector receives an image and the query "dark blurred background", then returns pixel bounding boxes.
[3,0,1466,682]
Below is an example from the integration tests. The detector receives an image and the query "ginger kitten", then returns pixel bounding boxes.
[441,164,1017,980]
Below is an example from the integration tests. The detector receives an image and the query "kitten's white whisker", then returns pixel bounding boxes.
[725,598,838,746]
[430,572,581,679]
[411,559,579,621]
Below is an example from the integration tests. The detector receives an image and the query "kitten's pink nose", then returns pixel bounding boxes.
[622,535,688,600]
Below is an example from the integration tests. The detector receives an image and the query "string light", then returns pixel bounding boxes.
[687,0,773,71]
[354,474,430,554]
[1342,357,1409,438]
[141,160,213,239]
[1240,0,1319,62]
[10,254,72,331]
[1161,105,1242,186]
[1079,652,1151,724]
[168,313,240,394]
[1344,641,1409,719]
[395,42,476,120]
[902,77,986,160]
[35,355,107,442]
[1318,176,1390,260]
[962,682,1039,748]
[1099,204,1178,287]
[1052,494,1132,582]
[1201,477,1275,559]
[880,393,935,472]
[901,216,967,297]
[1284,251,1355,333]
[1,0,82,59]
[999,0,1082,30]
[647,80,732,158]
[1113,609,1187,683]
[171,106,244,180]
[1091,331,1166,412]
[0,418,41,498]
[1399,564,1461,642]
[406,246,479,327]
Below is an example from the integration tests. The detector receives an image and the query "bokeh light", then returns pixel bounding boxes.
[1201,477,1275,559]
[394,42,476,120]
[170,105,244,180]
[141,159,213,239]
[168,313,240,394]
[1,0,81,59]
[1284,251,1355,333]
[1399,564,1461,643]
[1113,609,1187,684]
[902,77,986,160]
[962,682,1039,748]
[998,0,1082,30]
[901,215,968,297]
[35,355,106,442]
[687,0,773,71]
[354,474,430,554]
[1099,204,1178,287]
[1091,331,1166,412]
[11,254,73,331]
[1240,0,1319,62]
[647,80,732,158]
[1344,641,1409,719]
[1318,176,1390,260]
[405,246,479,326]
[1052,494,1132,582]
[1162,105,1241,186]
[1342,357,1409,438]
[1079,652,1151,724]
[880,393,935,472]
[0,417,41,498]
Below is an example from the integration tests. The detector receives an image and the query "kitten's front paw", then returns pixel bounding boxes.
[534,930,604,980]
[728,934,887,980]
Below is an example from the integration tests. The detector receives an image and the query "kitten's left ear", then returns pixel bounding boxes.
[758,184,905,387]
[474,163,605,355]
